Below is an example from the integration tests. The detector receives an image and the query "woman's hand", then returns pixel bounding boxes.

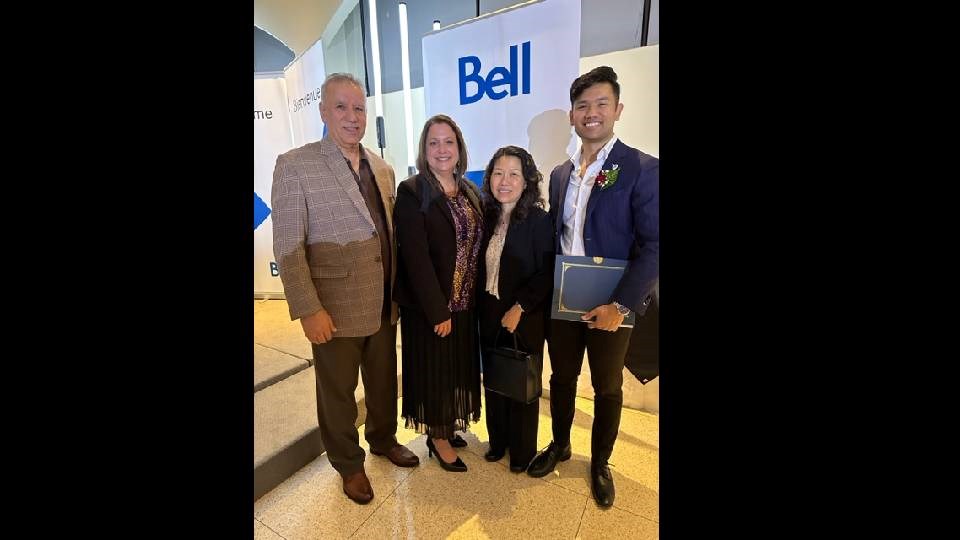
[434,318,452,337]
[501,303,523,333]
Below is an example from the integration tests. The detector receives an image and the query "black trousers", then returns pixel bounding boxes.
[484,389,539,468]
[478,291,544,469]
[546,318,633,463]
[312,318,398,476]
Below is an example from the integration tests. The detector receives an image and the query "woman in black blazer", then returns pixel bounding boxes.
[477,146,555,472]
[394,115,485,472]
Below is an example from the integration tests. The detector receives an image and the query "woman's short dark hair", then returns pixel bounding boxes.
[481,145,544,225]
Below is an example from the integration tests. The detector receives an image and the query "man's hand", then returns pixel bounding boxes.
[501,304,523,333]
[582,303,625,332]
[434,318,452,337]
[301,309,337,344]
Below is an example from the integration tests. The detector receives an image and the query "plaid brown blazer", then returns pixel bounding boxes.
[271,136,398,337]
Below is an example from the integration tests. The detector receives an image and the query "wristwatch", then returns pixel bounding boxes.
[612,301,630,316]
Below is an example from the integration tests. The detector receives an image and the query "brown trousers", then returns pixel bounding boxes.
[312,318,399,476]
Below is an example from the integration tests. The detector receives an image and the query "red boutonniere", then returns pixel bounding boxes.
[594,164,621,190]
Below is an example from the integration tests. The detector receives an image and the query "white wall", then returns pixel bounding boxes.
[580,45,659,158]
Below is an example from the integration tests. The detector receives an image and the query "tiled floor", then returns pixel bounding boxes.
[254,395,658,539]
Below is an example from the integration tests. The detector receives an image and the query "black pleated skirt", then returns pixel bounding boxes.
[400,306,482,439]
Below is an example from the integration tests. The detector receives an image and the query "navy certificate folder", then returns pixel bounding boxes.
[551,255,636,328]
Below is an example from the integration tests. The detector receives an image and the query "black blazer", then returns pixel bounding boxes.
[477,207,555,348]
[393,173,484,326]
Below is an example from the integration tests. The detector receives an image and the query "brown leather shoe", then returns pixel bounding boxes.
[370,444,420,467]
[342,468,373,505]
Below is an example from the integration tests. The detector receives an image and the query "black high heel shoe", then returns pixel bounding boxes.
[425,438,467,472]
[449,434,467,448]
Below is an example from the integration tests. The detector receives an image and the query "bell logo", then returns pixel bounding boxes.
[458,41,531,105]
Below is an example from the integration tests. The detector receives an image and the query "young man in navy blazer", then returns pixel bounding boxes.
[526,66,659,509]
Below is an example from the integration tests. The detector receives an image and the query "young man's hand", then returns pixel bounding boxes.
[582,303,624,331]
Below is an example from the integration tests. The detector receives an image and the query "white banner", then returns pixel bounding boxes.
[283,40,327,148]
[422,0,581,187]
[255,74,293,296]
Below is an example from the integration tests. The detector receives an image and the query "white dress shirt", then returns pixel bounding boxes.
[560,136,619,256]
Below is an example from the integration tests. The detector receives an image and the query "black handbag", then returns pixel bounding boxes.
[482,329,543,404]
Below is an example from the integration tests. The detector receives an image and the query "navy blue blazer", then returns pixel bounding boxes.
[548,139,659,316]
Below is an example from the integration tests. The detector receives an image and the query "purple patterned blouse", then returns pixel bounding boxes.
[446,192,484,312]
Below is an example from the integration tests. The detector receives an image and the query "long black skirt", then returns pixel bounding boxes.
[400,307,482,439]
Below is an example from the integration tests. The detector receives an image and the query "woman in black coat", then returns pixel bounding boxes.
[477,145,555,472]
[394,115,484,472]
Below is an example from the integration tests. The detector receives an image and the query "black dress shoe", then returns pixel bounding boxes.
[484,446,506,462]
[449,434,468,448]
[425,438,468,472]
[591,461,616,508]
[526,441,572,478]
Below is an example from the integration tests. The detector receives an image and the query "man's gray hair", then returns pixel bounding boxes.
[320,72,365,102]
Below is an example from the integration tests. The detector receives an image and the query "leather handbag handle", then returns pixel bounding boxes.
[492,327,532,357]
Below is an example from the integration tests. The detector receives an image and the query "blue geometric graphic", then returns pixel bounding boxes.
[464,170,484,187]
[254,192,271,230]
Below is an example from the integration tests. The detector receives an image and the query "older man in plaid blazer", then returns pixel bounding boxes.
[272,73,418,505]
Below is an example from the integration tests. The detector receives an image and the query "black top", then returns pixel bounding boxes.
[477,207,555,314]
[393,173,484,326]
